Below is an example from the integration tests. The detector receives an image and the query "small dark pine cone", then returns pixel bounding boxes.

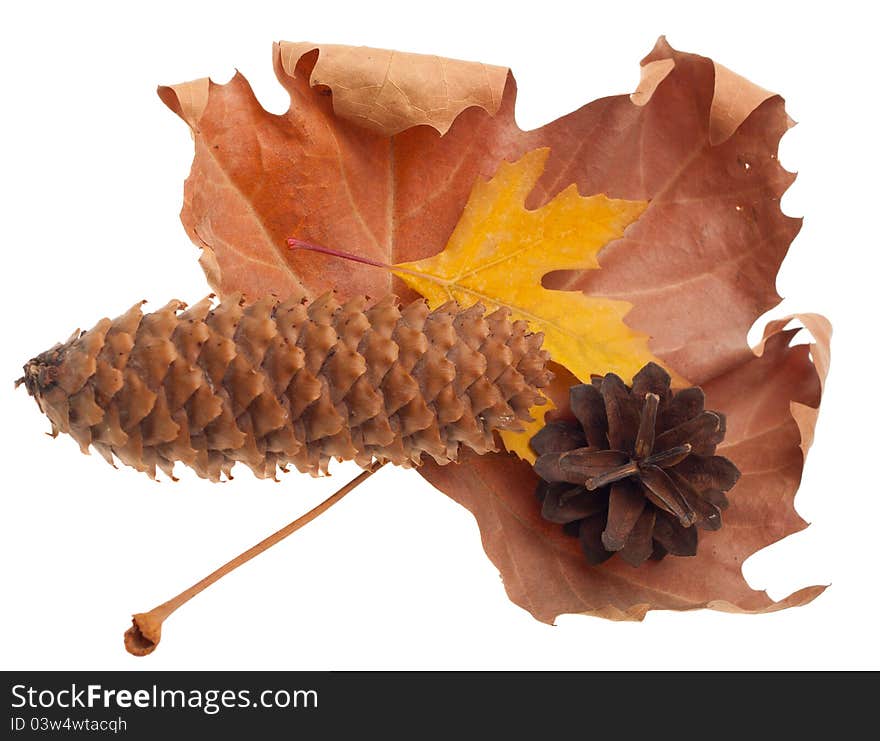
[531,362,740,567]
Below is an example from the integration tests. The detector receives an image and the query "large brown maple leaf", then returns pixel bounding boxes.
[159,38,830,621]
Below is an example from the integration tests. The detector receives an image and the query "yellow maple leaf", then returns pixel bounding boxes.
[392,147,663,463]
[497,398,555,462]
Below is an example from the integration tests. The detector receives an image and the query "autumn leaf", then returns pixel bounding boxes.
[159,37,830,621]
[276,42,509,136]
[389,147,661,461]
[498,401,554,463]
[392,148,654,384]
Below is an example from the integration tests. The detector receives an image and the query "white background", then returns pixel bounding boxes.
[1,0,876,670]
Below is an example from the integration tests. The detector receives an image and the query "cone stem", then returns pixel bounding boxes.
[124,462,385,656]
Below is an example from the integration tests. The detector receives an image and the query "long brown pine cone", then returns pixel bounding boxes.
[531,363,740,567]
[19,292,551,480]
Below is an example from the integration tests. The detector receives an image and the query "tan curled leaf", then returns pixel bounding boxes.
[277,42,509,136]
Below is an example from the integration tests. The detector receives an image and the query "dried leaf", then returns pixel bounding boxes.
[549,42,801,385]
[161,38,830,621]
[277,42,509,136]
